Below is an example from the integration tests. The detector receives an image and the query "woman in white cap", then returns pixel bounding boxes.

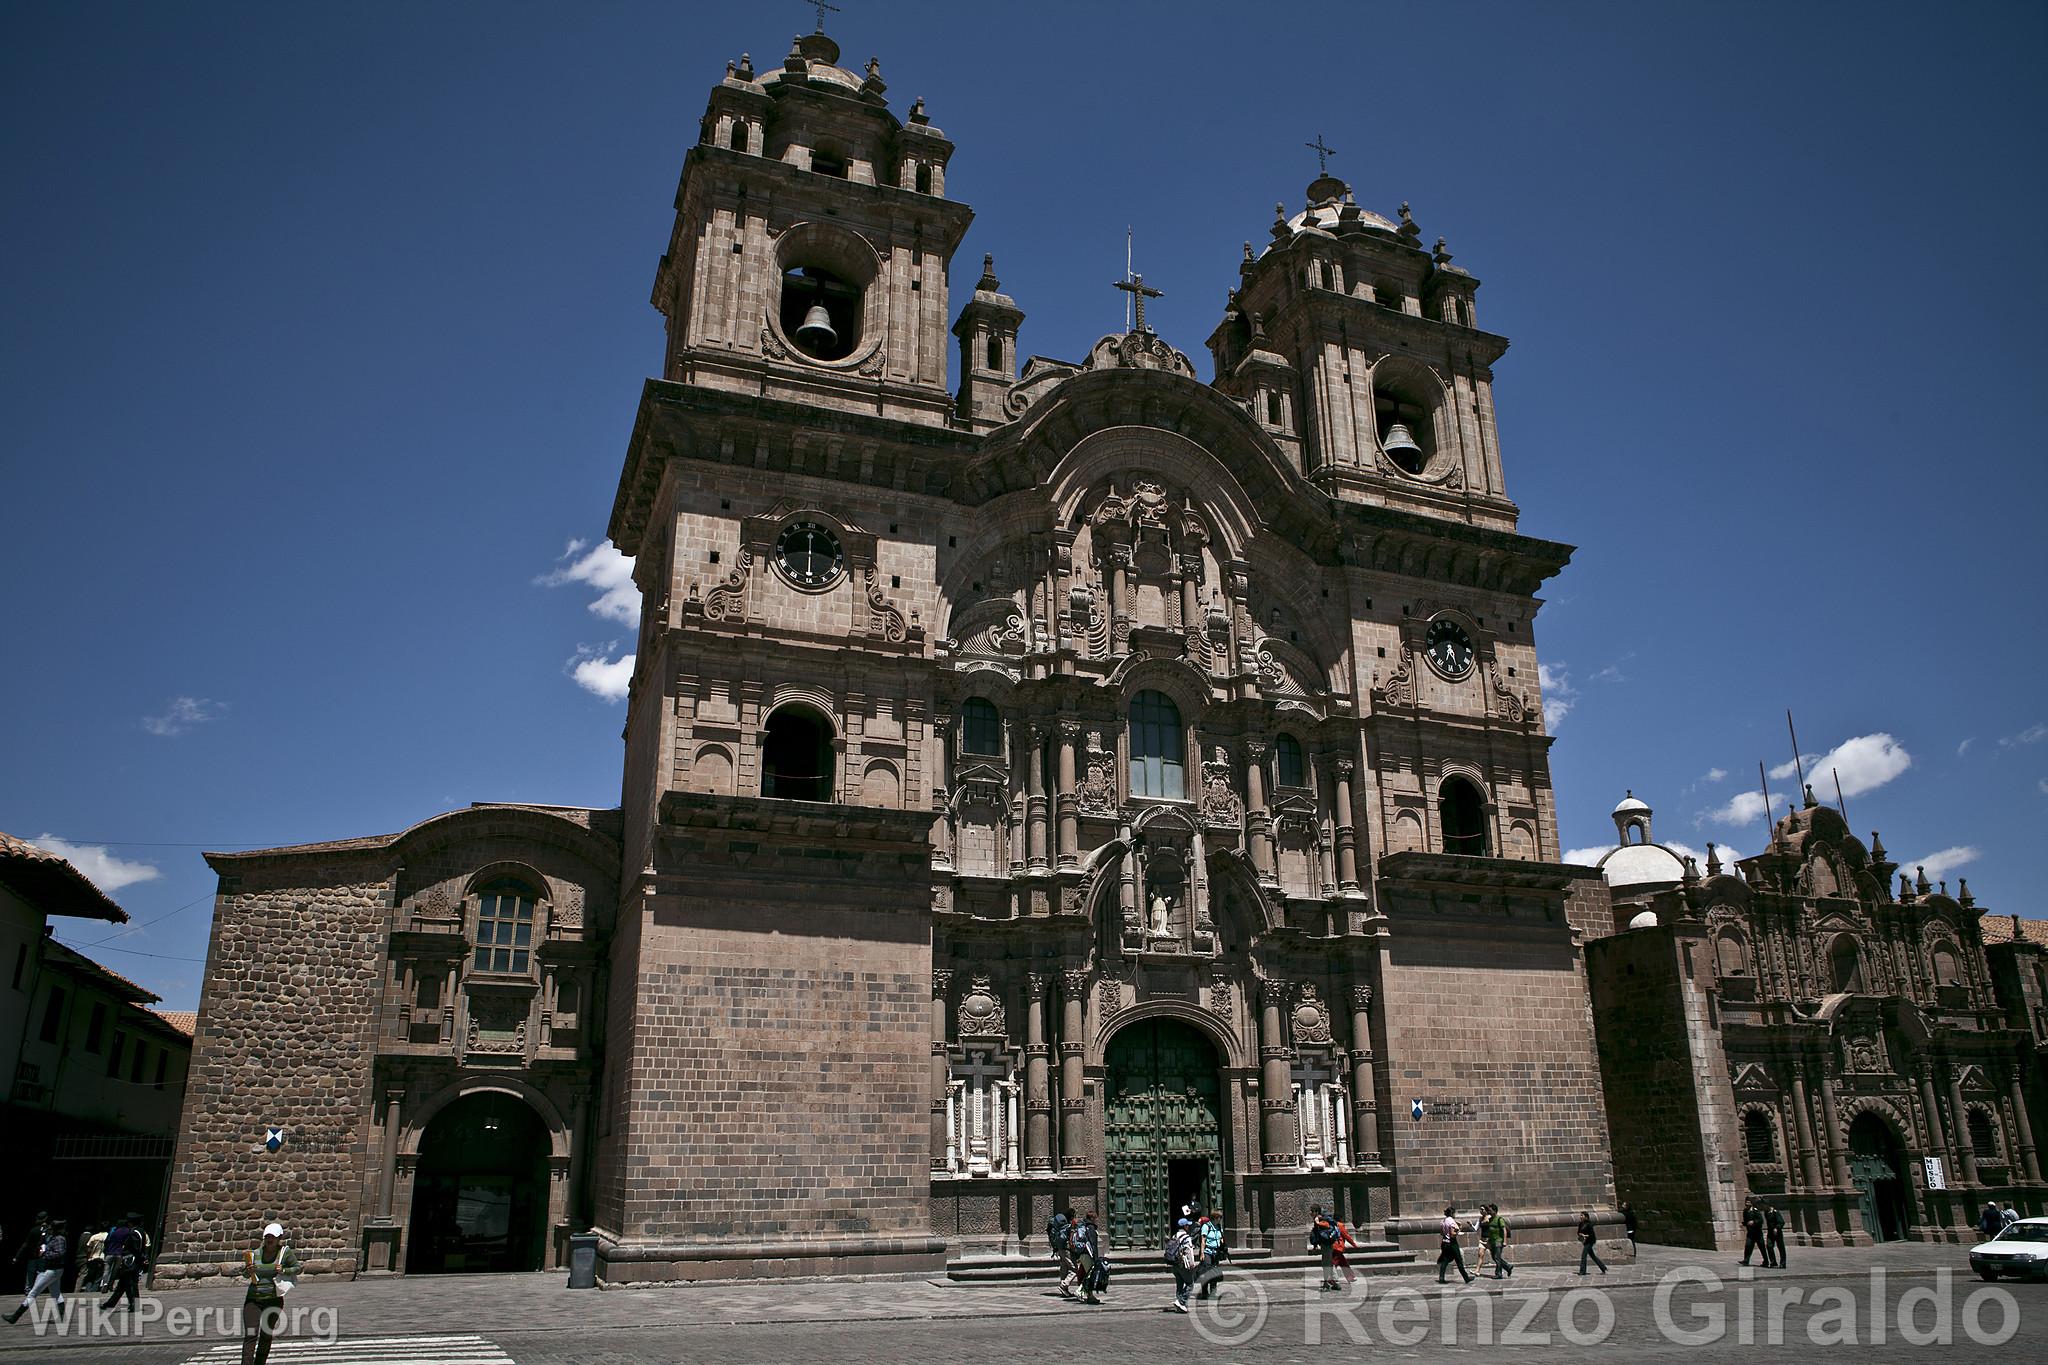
[241,1221,299,1365]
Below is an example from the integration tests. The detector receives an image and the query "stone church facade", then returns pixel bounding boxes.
[161,24,1627,1283]
[1583,792,2047,1249]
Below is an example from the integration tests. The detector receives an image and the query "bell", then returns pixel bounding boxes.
[794,302,837,351]
[1381,422,1423,465]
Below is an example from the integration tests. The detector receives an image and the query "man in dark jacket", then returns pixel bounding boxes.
[1739,1199,1766,1266]
[100,1214,147,1313]
[1764,1203,1787,1268]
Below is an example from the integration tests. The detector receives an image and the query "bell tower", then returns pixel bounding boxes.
[651,30,974,423]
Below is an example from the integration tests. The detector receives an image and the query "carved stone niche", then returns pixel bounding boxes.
[1076,730,1117,819]
[1132,817,1211,957]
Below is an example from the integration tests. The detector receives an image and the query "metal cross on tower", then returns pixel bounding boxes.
[1305,133,1337,176]
[1114,272,1164,335]
[804,0,841,31]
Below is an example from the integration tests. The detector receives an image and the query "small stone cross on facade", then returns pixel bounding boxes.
[1305,133,1337,176]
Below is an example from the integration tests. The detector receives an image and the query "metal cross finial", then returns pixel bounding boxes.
[1305,133,1337,176]
[805,0,841,31]
[1114,271,1164,334]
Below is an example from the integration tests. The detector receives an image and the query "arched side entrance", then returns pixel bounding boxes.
[1103,1018,1224,1249]
[1846,1110,1911,1243]
[407,1091,552,1273]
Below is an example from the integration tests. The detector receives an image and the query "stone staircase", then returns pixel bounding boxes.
[946,1241,1419,1284]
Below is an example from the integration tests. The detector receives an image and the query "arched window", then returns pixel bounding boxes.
[1266,390,1283,426]
[810,146,848,178]
[1828,935,1863,993]
[1438,776,1489,856]
[1717,932,1748,978]
[1969,1107,1999,1161]
[727,119,746,152]
[961,698,1002,757]
[474,880,537,975]
[985,334,1001,371]
[1275,734,1306,788]
[1744,1110,1776,1164]
[1931,945,1961,987]
[915,161,932,195]
[1129,690,1185,800]
[762,705,834,801]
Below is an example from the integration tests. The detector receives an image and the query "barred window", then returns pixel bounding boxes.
[474,882,537,975]
[1969,1108,1999,1161]
[1744,1110,1776,1164]
[962,698,1002,757]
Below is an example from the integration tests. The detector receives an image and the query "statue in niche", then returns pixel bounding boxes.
[1148,890,1176,937]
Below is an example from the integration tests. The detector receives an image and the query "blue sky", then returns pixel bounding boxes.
[3,2,2043,1009]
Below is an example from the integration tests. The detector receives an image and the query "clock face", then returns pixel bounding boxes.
[775,520,843,588]
[1424,619,1475,679]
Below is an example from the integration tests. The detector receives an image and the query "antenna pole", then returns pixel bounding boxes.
[1787,710,1807,794]
[1757,761,1775,838]
[1832,767,1849,826]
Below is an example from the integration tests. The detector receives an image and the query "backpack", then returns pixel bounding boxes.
[1309,1219,1337,1248]
[1047,1214,1070,1252]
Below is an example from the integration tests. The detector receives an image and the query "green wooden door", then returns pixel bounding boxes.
[1104,1019,1223,1249]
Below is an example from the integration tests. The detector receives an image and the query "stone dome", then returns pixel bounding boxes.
[1599,841,1689,891]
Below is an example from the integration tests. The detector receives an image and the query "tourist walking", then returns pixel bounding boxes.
[1048,1208,1076,1298]
[2,1219,67,1324]
[241,1221,300,1365]
[1069,1212,1104,1304]
[1437,1206,1474,1284]
[1168,1219,1203,1312]
[2002,1202,2021,1230]
[1195,1209,1225,1300]
[1765,1202,1786,1268]
[1739,1198,1767,1265]
[99,1213,147,1313]
[1308,1206,1341,1289]
[10,1215,49,1296]
[78,1225,108,1292]
[1577,1210,1608,1275]
[1484,1204,1513,1278]
[1621,1201,1638,1251]
[1330,1216,1360,1288]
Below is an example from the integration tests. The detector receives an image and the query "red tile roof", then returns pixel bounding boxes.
[40,938,160,1004]
[0,831,129,923]
[1980,914,2048,947]
[149,1009,197,1039]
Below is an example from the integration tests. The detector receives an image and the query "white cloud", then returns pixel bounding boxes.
[2038,778,2048,796]
[1767,755,1816,783]
[566,646,634,702]
[1700,789,1785,828]
[1538,662,1576,731]
[539,538,639,625]
[1701,767,1728,783]
[1906,845,1979,887]
[1561,846,1610,867]
[28,835,161,894]
[1802,733,1911,798]
[142,696,224,737]
[1957,738,1975,758]
[2001,723,2048,749]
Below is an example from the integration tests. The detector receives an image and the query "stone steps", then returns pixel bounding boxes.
[946,1243,1419,1283]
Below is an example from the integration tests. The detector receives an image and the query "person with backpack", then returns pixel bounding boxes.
[1068,1212,1104,1305]
[1484,1205,1514,1278]
[1329,1216,1363,1289]
[100,1213,147,1313]
[1577,1210,1608,1275]
[1195,1209,1225,1300]
[78,1224,108,1292]
[1047,1208,1076,1299]
[1308,1206,1341,1290]
[241,1221,300,1365]
[1437,1206,1475,1284]
[2,1219,67,1324]
[1165,1218,1199,1313]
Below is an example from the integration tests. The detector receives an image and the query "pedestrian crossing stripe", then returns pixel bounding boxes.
[185,1334,512,1364]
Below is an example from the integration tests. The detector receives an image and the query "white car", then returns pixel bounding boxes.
[1969,1217,2048,1282]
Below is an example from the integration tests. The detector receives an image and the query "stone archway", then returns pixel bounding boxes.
[1846,1108,1912,1243]
[1101,1017,1226,1250]
[406,1090,554,1273]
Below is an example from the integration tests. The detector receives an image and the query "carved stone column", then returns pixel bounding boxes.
[930,711,955,872]
[2011,1065,2042,1183]
[1816,1063,1850,1189]
[1259,978,1299,1169]
[1947,1060,1980,1185]
[1177,554,1203,637]
[1008,721,1028,873]
[1915,1067,1954,1186]
[1104,544,1131,644]
[1788,1062,1822,1190]
[377,1087,406,1219]
[1024,974,1053,1171]
[1346,984,1380,1166]
[1059,970,1089,1172]
[1331,757,1360,891]
[1055,720,1080,868]
[1246,739,1275,883]
[931,969,953,1172]
[1026,722,1050,871]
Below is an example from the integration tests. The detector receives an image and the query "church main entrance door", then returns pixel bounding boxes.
[1104,1018,1223,1249]
[1846,1111,1911,1243]
[407,1091,551,1273]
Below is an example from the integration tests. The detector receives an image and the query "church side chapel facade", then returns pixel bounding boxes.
[1583,792,2047,1250]
[162,24,1624,1283]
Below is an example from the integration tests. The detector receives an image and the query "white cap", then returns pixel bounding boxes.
[263,1222,284,1238]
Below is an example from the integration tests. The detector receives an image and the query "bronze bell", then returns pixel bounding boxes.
[1381,422,1423,465]
[795,302,837,351]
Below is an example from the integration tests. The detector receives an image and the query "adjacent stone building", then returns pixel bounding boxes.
[162,22,1628,1281]
[1582,791,2046,1248]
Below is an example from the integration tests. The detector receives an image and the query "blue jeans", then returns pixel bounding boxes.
[1580,1241,1607,1273]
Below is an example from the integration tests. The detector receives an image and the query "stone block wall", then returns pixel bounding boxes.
[159,855,388,1279]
